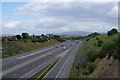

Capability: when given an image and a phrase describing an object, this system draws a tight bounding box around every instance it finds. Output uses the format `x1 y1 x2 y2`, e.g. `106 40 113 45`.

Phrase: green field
69 33 119 78
2 40 61 58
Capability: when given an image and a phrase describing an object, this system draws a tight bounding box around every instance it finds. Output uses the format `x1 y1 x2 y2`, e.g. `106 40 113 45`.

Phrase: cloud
3 17 117 34
31 0 119 2
14 2 112 17
2 2 118 34
3 20 20 29
108 5 118 18
1 0 119 2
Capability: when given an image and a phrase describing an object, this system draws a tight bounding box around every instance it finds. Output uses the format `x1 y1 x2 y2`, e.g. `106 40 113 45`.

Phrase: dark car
55 45 58 48
61 44 64 46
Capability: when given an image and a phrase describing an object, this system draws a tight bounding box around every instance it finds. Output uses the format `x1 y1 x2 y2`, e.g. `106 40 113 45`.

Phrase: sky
1 1 119 35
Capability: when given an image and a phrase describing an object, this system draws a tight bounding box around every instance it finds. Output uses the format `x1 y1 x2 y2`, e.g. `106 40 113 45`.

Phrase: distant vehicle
75 40 78 43
63 47 66 50
71 44 74 46
55 45 58 48
61 44 64 46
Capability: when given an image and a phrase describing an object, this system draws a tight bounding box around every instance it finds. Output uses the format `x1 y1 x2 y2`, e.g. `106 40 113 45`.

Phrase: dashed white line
36 64 52 80
17 47 53 59
17 56 59 80
43 48 72 79
55 55 71 78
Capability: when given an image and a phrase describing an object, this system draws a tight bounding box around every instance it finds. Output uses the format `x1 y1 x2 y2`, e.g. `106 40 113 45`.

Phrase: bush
86 38 90 41
56 38 65 42
118 33 120 59
24 40 27 42
112 53 118 59
44 38 48 42
87 63 97 73
41 38 45 42
97 40 103 47
96 37 99 40
87 47 98 62
88 32 100 38
37 39 42 43
31 39 37 43
81 62 87 68
98 38 118 58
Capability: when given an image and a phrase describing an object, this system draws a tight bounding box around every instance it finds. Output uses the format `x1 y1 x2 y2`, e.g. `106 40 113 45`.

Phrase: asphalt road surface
2 40 82 79
43 40 81 79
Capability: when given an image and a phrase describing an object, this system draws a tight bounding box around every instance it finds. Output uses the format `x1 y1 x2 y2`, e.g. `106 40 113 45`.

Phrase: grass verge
31 58 61 80
2 40 61 58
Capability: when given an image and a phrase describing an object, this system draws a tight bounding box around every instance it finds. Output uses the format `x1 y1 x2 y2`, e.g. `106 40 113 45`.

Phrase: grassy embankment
2 40 61 58
69 33 119 78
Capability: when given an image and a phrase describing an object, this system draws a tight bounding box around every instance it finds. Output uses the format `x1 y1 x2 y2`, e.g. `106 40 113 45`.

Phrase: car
71 44 74 46
55 45 58 48
61 44 64 46
63 47 66 50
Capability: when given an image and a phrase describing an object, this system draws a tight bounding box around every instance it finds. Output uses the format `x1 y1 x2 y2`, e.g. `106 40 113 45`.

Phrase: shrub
24 40 27 42
56 38 65 42
118 33 120 59
97 40 103 47
37 39 42 43
44 38 48 42
98 37 118 58
96 37 99 40
112 53 118 59
87 63 97 73
86 38 90 41
87 48 98 62
81 62 87 68
88 32 100 38
41 38 45 42
31 39 37 43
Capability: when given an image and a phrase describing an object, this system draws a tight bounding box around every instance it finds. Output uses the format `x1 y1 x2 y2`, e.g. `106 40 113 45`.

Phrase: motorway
43 40 81 79
2 40 82 79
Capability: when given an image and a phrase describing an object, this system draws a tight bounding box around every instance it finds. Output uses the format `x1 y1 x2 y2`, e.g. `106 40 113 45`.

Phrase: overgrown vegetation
69 28 119 78
87 63 97 73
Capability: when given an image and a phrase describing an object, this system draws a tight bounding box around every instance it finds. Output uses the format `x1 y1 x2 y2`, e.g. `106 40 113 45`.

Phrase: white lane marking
36 64 52 80
43 48 72 79
17 47 53 59
17 56 59 80
55 55 71 78
3 46 65 76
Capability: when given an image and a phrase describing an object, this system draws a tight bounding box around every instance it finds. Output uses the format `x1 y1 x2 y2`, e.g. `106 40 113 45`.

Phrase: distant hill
54 31 92 36
2 34 14 36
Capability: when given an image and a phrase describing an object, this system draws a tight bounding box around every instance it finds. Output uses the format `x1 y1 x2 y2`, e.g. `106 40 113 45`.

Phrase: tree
107 31 113 36
111 28 118 34
107 28 118 36
15 35 22 40
41 34 44 37
22 33 29 39
88 32 100 38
